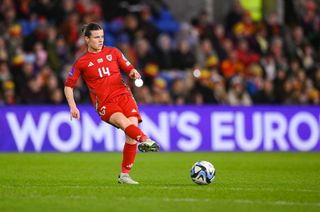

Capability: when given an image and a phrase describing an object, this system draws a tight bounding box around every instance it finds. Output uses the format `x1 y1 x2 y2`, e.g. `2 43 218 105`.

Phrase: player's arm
64 86 80 120
64 64 81 120
115 48 141 79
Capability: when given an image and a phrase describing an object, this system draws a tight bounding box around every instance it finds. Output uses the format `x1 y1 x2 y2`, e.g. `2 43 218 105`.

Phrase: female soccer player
64 23 160 184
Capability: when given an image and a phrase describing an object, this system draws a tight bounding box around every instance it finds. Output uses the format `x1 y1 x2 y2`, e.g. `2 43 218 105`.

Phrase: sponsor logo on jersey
131 109 137 113
97 58 103 63
106 54 112 61
88 62 94 67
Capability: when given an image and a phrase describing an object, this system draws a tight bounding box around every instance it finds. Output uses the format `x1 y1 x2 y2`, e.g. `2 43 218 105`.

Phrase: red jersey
65 46 135 108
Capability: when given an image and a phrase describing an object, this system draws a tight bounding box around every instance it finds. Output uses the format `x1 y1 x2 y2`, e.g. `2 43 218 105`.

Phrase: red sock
124 124 148 142
121 143 137 174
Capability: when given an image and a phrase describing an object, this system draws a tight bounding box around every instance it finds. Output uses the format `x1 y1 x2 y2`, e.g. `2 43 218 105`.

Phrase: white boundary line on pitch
120 197 320 207
231 199 320 207
1 185 319 194
2 193 320 207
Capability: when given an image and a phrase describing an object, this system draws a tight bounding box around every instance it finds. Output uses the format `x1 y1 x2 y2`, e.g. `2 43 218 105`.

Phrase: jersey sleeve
64 61 82 88
114 48 134 74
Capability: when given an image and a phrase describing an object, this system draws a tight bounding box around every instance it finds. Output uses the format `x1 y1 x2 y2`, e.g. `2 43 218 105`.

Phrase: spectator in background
273 68 287 103
211 73 229 104
155 33 174 70
20 74 49 104
47 73 63 104
60 12 81 48
302 44 316 74
227 76 252 105
261 53 276 81
301 0 320 49
134 38 157 71
220 49 241 80
175 22 199 51
287 26 308 61
54 0 77 25
13 61 34 100
0 61 15 105
124 14 140 44
134 37 158 87
287 59 301 77
245 63 264 97
270 37 287 70
265 12 284 39
210 23 228 61
138 4 160 45
173 39 196 70
0 90 4 104
0 37 8 61
50 88 64 104
47 26 72 72
197 38 218 68
253 80 276 104
170 78 187 104
34 42 48 68
152 77 171 104
236 39 260 68
282 77 300 104
313 67 320 91
134 86 153 104
187 71 219 104
2 80 16 104
0 61 11 83
225 0 245 34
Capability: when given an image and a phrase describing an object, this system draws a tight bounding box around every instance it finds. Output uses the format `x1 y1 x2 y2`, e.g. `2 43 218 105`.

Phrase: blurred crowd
0 0 319 105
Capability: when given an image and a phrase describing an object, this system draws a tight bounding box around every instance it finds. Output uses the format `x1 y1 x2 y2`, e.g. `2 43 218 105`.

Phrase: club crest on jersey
97 58 103 63
106 54 112 61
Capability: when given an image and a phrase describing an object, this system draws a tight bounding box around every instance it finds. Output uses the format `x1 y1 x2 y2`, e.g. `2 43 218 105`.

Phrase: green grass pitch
0 152 319 211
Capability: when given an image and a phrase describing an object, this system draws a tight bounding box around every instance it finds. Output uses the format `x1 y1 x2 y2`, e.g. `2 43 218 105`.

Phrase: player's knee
109 113 130 129
128 117 139 126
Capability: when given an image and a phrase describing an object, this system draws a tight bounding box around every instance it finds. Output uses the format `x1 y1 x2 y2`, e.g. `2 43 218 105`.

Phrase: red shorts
98 94 142 123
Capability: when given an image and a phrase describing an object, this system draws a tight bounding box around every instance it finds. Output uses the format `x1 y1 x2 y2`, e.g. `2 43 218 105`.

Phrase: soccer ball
190 161 215 185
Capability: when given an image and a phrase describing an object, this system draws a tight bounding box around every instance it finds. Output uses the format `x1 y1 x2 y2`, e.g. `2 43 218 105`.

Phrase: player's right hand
70 106 80 120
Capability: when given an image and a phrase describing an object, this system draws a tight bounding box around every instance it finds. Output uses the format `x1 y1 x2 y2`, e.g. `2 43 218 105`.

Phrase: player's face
86 30 104 52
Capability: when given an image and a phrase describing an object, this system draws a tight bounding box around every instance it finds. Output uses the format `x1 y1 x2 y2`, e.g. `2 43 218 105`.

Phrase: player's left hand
129 69 141 79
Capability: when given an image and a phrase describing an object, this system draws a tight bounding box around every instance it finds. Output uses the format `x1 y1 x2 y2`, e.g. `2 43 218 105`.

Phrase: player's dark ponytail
81 23 103 37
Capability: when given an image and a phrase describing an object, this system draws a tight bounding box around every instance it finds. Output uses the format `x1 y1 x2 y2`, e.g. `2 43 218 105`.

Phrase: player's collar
87 46 104 54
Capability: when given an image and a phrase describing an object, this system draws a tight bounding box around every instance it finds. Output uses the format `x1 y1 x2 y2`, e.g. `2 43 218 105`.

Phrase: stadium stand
0 0 319 105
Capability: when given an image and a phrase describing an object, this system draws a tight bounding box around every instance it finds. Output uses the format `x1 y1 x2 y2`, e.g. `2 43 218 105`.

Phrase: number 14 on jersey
98 67 110 78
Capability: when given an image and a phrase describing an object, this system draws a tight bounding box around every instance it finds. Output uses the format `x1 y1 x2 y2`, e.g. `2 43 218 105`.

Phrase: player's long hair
81 23 103 37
